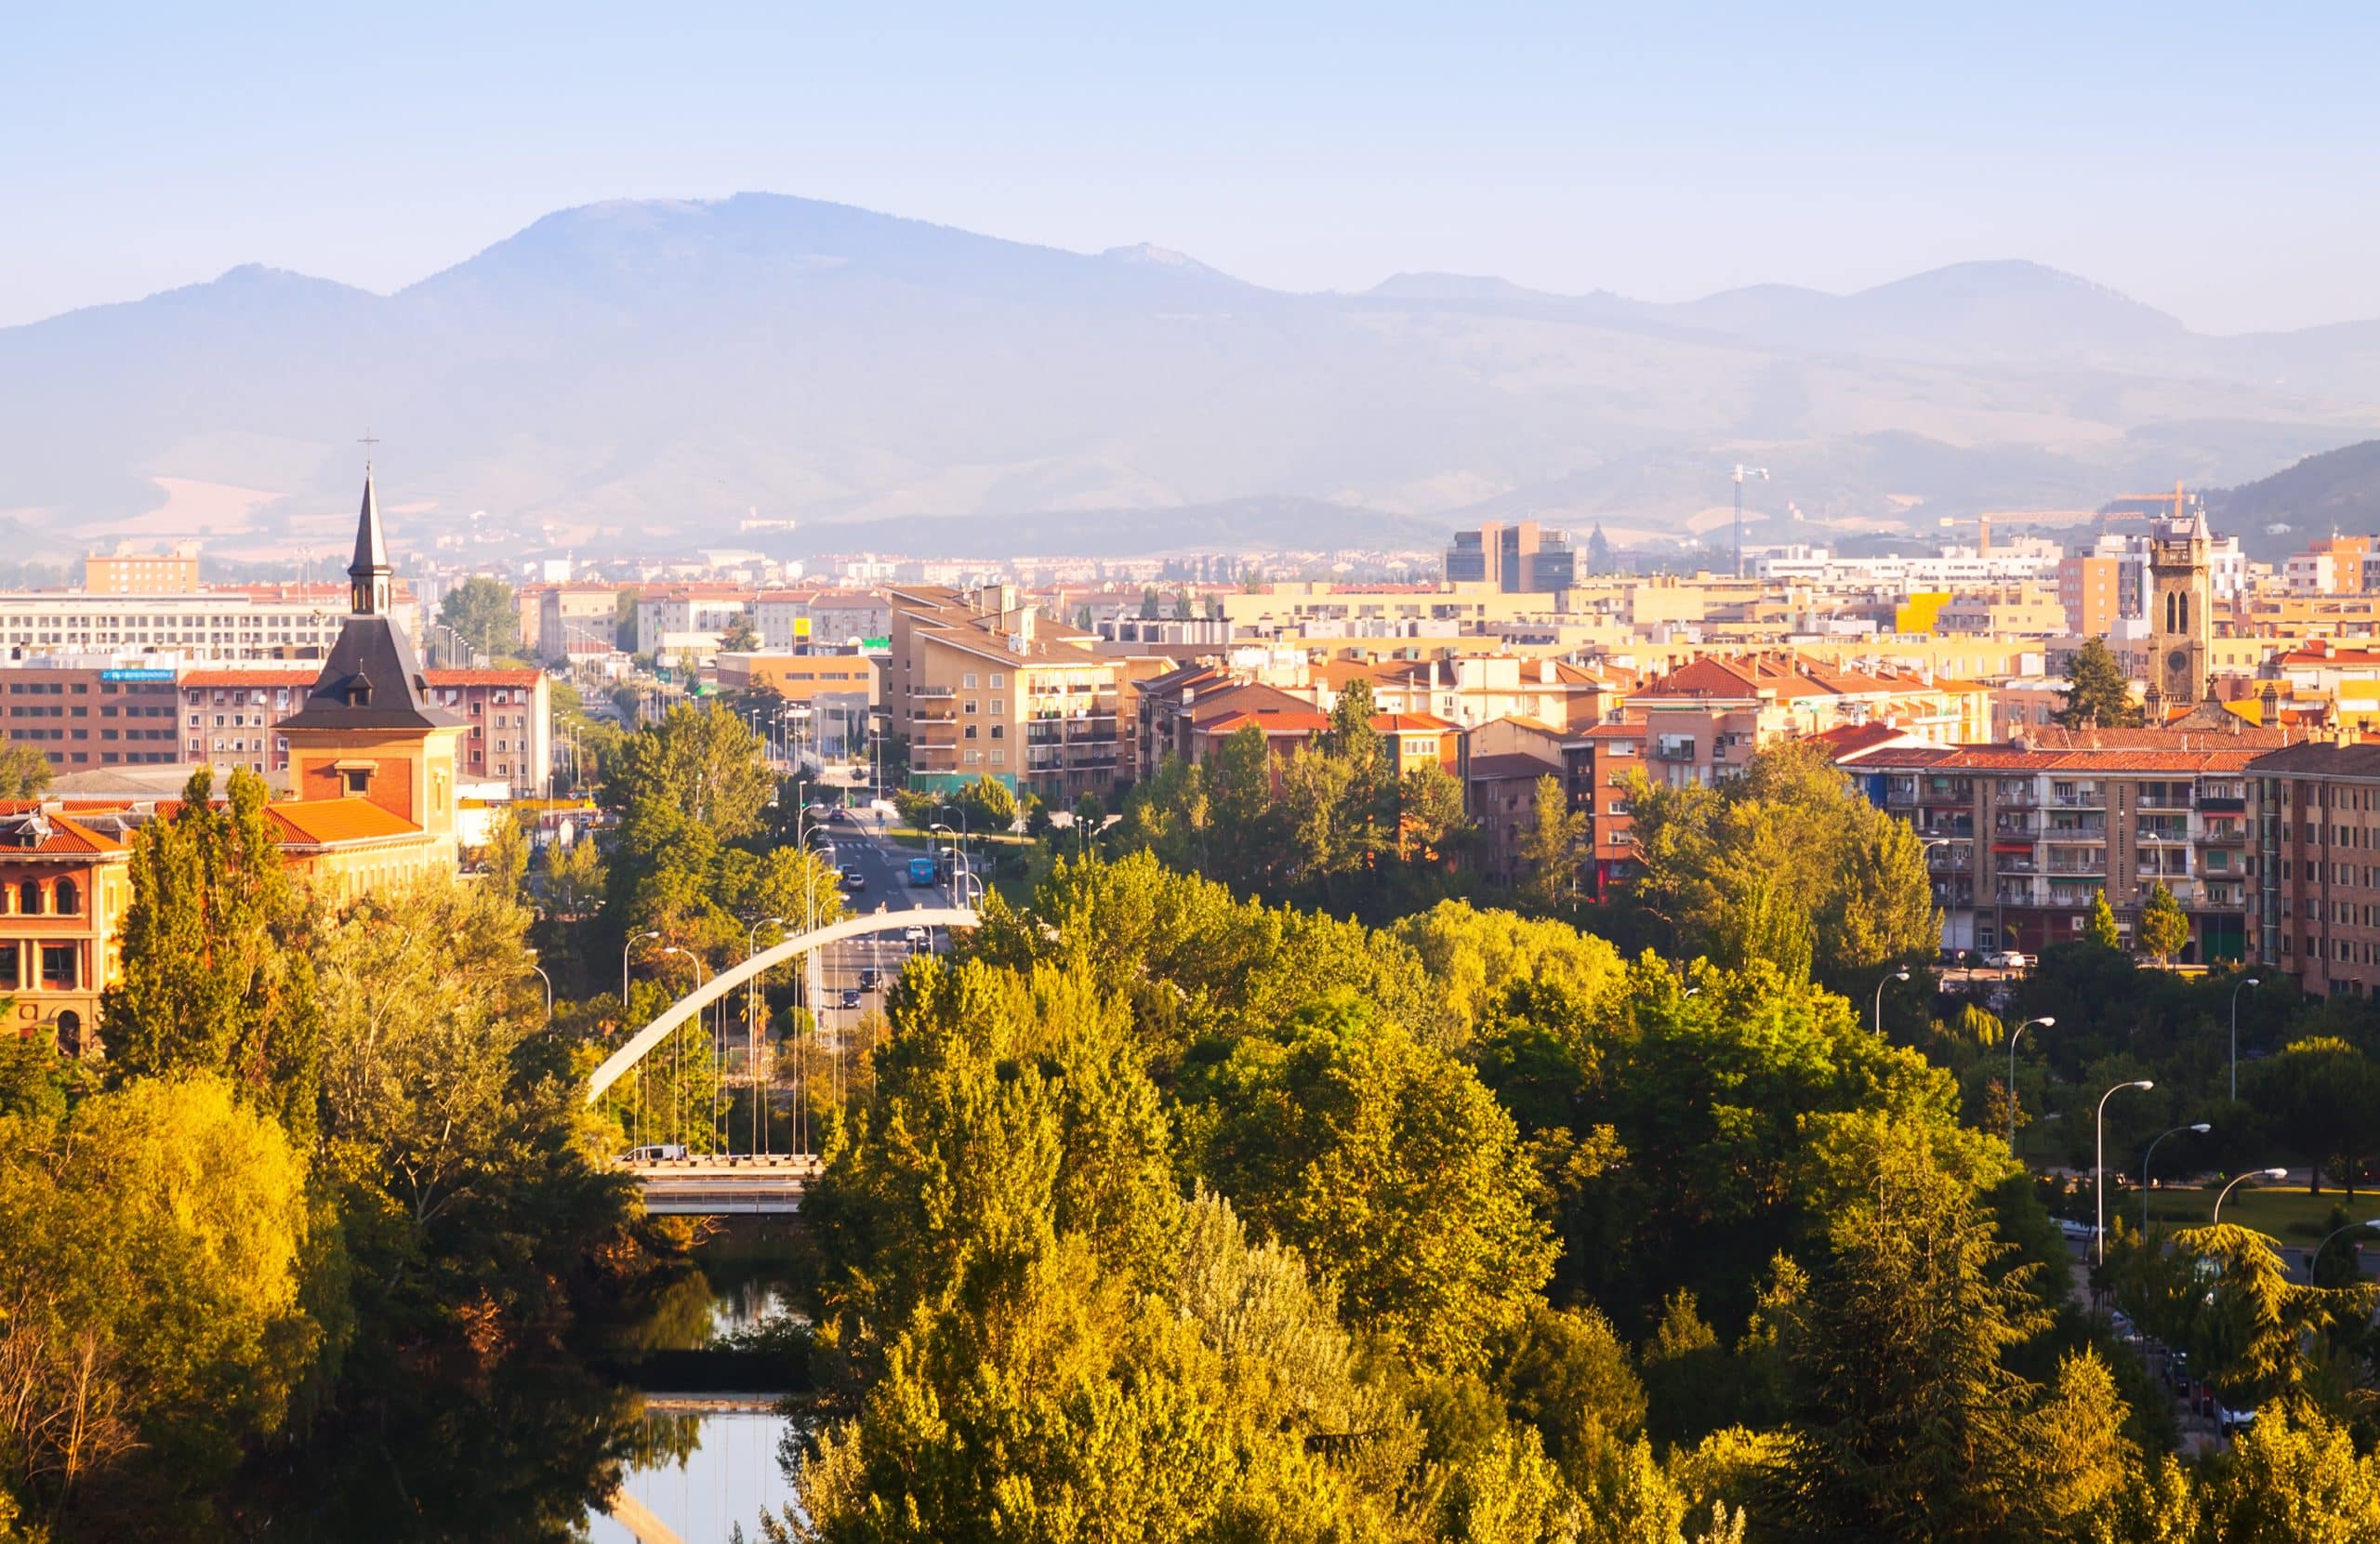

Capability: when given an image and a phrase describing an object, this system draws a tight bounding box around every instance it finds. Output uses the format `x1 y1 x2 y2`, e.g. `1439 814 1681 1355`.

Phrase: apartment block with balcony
888 584 1126 805
2246 742 2380 997
1846 743 2268 961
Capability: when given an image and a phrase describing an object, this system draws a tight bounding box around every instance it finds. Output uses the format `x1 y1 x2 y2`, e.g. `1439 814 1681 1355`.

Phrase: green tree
2137 879 2189 964
1516 772 1587 912
1628 743 1936 985
476 804 529 901
99 767 323 1134
0 745 50 799
951 771 1020 833
437 574 521 660
718 612 760 653
2087 890 2124 950
0 1076 323 1514
2056 637 2144 729
2164 1222 2379 1406
1396 758 1470 864
1191 992 1557 1373
1769 1115 2059 1541
2193 1398 2380 1543
1204 722 1280 894
2255 1036 2380 1195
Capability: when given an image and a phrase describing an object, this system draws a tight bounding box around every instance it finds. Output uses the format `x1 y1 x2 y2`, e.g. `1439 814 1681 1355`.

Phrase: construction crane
1732 465 1769 579
2098 480 2190 526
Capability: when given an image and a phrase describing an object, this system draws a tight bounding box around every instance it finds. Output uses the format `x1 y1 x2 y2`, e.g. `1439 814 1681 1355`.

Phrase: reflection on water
584 1407 799 1544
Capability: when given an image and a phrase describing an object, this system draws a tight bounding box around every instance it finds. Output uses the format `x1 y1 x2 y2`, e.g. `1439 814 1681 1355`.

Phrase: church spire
349 467 392 616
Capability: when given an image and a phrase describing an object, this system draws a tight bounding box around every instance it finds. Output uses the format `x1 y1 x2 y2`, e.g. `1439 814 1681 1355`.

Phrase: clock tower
2148 503 2212 708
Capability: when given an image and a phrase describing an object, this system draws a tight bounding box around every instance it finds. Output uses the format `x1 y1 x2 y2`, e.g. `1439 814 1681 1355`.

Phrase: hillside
5 193 2379 561
2207 439 2380 558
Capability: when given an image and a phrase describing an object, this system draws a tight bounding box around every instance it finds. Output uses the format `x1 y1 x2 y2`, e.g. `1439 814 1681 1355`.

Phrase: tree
0 745 50 800
99 767 324 1134
1628 744 1936 985
2193 1398 2380 1543
718 612 760 653
2137 879 2189 964
1396 759 1470 864
2056 638 2143 729
1191 992 1557 1373
477 805 529 900
1769 1116 2068 1541
2256 1037 2380 1195
2087 890 2124 950
950 772 1019 833
1516 773 1587 911
437 574 521 661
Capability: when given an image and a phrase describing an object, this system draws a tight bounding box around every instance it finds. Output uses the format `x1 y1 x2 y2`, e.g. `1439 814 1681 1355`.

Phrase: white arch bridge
590 907 978 1214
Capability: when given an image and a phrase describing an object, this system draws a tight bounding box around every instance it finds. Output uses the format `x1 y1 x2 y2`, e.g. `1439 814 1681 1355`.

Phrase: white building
0 592 353 662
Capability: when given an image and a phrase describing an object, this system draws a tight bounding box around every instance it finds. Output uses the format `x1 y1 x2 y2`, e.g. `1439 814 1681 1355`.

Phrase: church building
269 470 468 899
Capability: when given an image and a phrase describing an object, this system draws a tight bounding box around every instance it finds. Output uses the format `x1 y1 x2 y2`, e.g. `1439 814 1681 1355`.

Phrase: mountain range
7 192 2380 562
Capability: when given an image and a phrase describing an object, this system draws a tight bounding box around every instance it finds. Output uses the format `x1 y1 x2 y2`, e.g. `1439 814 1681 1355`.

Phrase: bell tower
2148 500 2212 707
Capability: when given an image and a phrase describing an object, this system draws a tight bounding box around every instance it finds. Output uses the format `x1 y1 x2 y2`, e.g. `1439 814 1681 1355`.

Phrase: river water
582 1236 808 1544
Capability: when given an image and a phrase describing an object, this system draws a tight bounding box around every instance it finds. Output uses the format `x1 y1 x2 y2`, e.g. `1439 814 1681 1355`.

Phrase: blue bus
906 856 938 886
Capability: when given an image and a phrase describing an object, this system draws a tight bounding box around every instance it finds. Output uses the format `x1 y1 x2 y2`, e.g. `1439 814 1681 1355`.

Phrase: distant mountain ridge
6 191 2380 559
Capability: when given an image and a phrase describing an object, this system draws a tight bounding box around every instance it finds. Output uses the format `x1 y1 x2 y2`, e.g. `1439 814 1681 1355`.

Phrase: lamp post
2007 1016 2055 1155
2096 1078 2154 1265
747 916 785 1155
622 929 660 1012
526 959 552 1025
2229 976 2260 1102
659 946 707 1153
2140 1122 2211 1234
1873 966 1911 1036
2212 1167 2290 1226
2310 1218 2380 1281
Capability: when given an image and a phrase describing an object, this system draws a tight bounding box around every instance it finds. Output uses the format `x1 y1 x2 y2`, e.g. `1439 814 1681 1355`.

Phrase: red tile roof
265 798 424 848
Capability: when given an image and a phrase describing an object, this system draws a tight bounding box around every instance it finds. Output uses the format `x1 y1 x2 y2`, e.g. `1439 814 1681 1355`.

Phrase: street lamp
2096 1078 2154 1265
2007 1017 2055 1155
526 958 552 1025
2310 1218 2380 1280
2139 1122 2212 1234
2212 1167 2290 1225
1873 966 1911 1036
747 916 785 1156
622 929 661 1012
659 946 708 1153
2229 976 2260 1102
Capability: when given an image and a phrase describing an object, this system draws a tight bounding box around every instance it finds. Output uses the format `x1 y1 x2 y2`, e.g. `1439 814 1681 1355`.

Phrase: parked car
2216 1402 2257 1434
1988 949 2033 970
620 1143 689 1164
2057 1218 2096 1243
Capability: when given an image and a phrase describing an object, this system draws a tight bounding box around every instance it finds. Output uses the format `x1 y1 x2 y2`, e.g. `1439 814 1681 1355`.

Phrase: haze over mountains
7 191 2380 562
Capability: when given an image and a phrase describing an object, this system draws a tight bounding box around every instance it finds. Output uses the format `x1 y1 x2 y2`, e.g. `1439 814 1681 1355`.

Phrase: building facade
888 585 1127 803
0 804 129 1052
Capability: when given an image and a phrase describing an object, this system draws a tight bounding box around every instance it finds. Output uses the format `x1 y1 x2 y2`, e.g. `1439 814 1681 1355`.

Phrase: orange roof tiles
264 798 423 847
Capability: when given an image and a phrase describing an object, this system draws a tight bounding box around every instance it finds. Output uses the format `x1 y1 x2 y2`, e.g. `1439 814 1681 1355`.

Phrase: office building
1444 521 1575 592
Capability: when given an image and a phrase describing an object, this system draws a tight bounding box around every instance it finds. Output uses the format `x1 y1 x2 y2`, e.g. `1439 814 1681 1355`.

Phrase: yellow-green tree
2137 879 2189 964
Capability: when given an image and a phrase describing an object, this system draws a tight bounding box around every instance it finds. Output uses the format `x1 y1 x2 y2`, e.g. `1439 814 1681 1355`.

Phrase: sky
6 3 2378 334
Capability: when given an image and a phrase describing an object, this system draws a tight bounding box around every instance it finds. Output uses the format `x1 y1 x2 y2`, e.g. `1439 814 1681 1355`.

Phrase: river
584 1232 809 1544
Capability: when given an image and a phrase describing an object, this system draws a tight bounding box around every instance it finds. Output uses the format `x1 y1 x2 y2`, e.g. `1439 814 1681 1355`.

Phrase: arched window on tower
17 880 40 917
53 878 77 916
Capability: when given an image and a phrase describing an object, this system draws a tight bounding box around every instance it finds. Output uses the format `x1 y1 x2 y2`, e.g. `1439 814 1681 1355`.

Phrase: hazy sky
7 4 2376 333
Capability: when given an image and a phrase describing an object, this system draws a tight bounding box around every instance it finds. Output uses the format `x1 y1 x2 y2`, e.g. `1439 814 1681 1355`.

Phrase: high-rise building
2056 555 2122 637
1443 521 1574 592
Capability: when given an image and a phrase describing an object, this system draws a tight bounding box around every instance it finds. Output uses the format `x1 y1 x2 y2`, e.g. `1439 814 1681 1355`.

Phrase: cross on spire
357 429 379 469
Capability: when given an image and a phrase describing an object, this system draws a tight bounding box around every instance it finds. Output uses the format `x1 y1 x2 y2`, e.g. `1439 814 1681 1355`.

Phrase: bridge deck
624 1155 822 1215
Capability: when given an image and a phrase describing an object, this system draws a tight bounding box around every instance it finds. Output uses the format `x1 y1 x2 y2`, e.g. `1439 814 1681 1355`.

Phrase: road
803 808 965 1037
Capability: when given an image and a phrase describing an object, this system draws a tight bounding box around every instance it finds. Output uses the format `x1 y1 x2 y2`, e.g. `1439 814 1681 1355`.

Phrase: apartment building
714 652 879 759
0 591 351 661
752 589 892 651
887 584 1126 804
2245 742 2380 996
3 663 189 775
0 803 132 1053
423 668 550 794
634 587 754 657
1327 653 1619 732
85 542 201 594
2057 555 2123 636
535 585 622 663
1844 740 2279 959
1444 522 1576 593
179 665 318 773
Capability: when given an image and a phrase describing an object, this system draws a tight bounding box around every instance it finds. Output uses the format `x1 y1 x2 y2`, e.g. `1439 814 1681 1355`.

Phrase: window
989 673 1005 688
962 673 978 689
990 699 1005 716
16 880 39 917
343 769 371 796
0 941 16 987
52 878 77 915
39 944 74 991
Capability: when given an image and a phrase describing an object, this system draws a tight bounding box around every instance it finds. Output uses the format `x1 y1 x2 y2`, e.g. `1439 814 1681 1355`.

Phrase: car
620 1143 689 1164
840 864 866 889
2056 1219 2096 1243
859 967 883 991
839 986 863 1010
903 924 929 944
1988 949 2033 970
2216 1402 2256 1434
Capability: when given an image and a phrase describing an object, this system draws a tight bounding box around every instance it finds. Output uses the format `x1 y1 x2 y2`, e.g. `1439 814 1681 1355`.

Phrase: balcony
2047 788 2107 809
1995 883 2039 905
1994 784 2041 808
1932 881 1976 907
1653 738 1698 762
2135 823 2189 845
2136 793 2195 811
911 685 956 700
2199 795 2248 814
1995 855 2039 875
2196 825 2248 847
2044 824 2107 841
1992 815 2039 837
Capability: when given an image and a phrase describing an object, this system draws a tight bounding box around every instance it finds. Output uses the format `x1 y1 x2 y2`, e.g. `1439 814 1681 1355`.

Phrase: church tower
2148 503 2213 707
277 468 464 858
